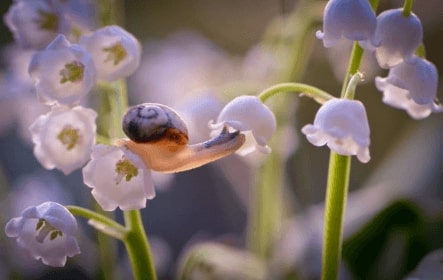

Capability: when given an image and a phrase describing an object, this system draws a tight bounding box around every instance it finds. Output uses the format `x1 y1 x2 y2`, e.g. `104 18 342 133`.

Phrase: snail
119 103 246 173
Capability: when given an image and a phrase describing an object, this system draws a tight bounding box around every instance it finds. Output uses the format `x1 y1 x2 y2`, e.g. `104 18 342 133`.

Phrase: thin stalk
123 210 157 280
402 0 414 16
339 43 364 98
67 205 127 239
321 153 351 280
246 152 283 258
258 82 334 104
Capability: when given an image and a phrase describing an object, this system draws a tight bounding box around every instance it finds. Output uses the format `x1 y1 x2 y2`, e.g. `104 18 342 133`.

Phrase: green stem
246 152 283 258
339 43 364 98
258 82 334 104
321 153 351 280
67 205 127 239
402 0 414 16
123 210 157 280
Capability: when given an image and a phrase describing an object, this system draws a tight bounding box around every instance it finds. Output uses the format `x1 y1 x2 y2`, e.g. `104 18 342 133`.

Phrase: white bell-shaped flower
5 202 80 267
373 8 423 69
28 34 97 106
375 56 443 119
4 0 71 49
316 0 376 48
82 144 155 211
302 98 370 163
210 95 276 156
79 25 142 81
29 105 97 175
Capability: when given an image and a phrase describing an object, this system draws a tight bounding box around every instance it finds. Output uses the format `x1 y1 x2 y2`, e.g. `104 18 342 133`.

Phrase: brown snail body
120 103 245 173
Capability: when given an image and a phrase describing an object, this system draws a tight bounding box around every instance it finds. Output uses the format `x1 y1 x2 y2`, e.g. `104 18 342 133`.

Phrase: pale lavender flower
79 25 142 81
210 95 276 156
29 105 97 175
5 202 80 267
4 0 71 49
316 0 376 48
375 56 442 119
302 98 370 163
82 144 155 211
29 34 96 106
373 8 423 69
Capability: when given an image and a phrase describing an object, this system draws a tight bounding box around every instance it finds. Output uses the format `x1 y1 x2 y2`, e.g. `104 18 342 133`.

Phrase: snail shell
122 103 188 146
120 103 245 173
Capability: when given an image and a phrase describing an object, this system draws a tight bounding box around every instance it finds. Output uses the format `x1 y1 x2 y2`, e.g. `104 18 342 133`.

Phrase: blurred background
0 0 442 279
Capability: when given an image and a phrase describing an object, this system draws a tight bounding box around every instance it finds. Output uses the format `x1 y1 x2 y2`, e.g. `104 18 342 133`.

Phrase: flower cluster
317 0 442 119
23 22 141 175
303 0 443 163
3 0 144 267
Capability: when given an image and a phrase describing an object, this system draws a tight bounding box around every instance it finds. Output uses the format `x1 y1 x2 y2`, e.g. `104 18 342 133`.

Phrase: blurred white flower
4 0 71 49
210 95 276 156
29 105 97 175
302 98 370 163
5 202 80 267
375 56 442 119
316 0 376 48
82 144 155 211
28 34 96 106
80 25 141 81
372 9 423 69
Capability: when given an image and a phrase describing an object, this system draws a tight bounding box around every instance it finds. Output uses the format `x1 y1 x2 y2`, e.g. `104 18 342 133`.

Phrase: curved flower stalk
5 202 80 267
375 56 443 119
4 0 71 49
210 95 277 156
79 25 142 81
302 98 370 163
82 144 155 211
29 105 97 175
316 0 376 48
28 34 97 106
372 8 423 69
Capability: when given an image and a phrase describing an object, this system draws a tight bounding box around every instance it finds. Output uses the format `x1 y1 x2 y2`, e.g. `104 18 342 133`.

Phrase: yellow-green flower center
115 157 138 184
59 61 85 84
35 9 59 31
57 125 80 150
35 219 63 243
103 43 127 66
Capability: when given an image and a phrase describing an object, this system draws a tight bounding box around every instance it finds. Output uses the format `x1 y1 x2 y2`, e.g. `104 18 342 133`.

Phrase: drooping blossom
210 95 276 156
302 98 370 163
5 202 80 267
29 105 97 174
28 34 96 106
82 144 155 211
4 0 71 49
316 0 377 48
79 25 142 81
372 8 423 69
375 56 442 119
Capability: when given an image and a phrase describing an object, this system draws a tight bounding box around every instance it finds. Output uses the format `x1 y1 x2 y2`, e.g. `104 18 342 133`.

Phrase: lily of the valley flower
210 95 276 156
82 144 155 211
372 8 423 69
316 0 376 48
375 56 443 119
79 25 142 81
28 34 96 106
302 98 370 163
29 105 97 175
5 202 80 267
4 0 71 49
